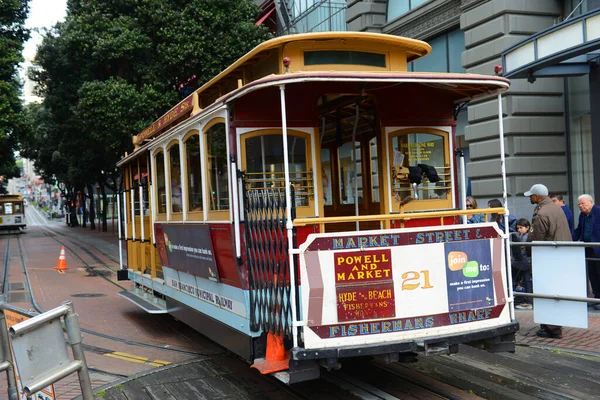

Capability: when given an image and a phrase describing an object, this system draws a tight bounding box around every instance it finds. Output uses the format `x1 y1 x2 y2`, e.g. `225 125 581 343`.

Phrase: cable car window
392 132 449 201
370 138 380 203
185 134 202 212
155 151 166 214
4 203 13 215
169 144 182 213
245 134 309 207
139 166 149 215
0 204 3 214
338 141 363 204
207 123 229 211
321 149 332 206
133 170 149 216
133 179 140 216
304 51 386 67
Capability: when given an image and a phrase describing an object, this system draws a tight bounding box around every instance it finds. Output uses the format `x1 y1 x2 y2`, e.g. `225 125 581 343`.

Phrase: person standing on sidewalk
513 218 533 310
573 194 600 311
550 193 574 236
525 184 572 339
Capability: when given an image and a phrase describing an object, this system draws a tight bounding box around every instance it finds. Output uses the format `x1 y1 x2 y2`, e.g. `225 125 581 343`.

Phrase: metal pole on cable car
130 187 136 241
498 92 515 320
351 103 359 231
139 185 145 242
455 149 467 224
117 191 124 271
279 84 299 348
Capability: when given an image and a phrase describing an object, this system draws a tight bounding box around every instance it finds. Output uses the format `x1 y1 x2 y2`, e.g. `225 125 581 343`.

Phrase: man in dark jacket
550 193 574 236
573 194 600 311
525 184 572 339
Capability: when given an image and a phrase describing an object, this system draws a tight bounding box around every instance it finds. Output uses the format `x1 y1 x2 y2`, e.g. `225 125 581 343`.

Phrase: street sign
3 308 56 400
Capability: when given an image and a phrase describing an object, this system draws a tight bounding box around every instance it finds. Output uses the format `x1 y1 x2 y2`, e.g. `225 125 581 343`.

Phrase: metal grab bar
519 241 600 248
293 207 506 226
516 293 600 303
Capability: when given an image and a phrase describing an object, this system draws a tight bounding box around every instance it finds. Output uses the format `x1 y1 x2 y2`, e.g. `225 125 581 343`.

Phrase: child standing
512 218 533 309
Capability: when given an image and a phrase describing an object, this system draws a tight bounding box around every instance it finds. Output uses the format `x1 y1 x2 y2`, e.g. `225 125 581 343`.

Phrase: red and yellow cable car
117 32 517 383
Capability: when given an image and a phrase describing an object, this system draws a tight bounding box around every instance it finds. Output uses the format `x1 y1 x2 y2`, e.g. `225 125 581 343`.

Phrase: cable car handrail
392 186 452 192
293 207 506 226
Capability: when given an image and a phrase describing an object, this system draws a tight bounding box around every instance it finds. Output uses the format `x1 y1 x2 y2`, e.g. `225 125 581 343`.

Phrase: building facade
257 0 597 219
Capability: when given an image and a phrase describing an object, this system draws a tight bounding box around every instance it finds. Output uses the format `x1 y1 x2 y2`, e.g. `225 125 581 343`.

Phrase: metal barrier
8 301 93 399
514 241 600 305
0 303 17 400
243 188 294 337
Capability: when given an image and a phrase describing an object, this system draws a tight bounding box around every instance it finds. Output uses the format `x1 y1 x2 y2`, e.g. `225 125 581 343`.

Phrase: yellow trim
169 213 183 222
204 117 226 133
194 33 430 98
207 210 229 221
204 119 230 216
387 127 452 212
294 207 505 227
154 149 167 215
186 211 204 221
183 130 202 214
166 142 184 215
282 38 410 73
182 128 200 142
240 129 315 217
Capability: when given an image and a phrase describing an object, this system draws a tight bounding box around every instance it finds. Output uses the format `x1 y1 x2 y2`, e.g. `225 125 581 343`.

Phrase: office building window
387 0 429 22
411 29 465 73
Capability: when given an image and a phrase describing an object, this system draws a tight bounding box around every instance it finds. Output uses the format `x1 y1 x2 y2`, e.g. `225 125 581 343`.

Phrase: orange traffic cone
53 246 69 272
251 332 289 374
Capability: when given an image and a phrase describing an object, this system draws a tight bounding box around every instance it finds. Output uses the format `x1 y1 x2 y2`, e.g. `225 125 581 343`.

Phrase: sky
23 0 68 59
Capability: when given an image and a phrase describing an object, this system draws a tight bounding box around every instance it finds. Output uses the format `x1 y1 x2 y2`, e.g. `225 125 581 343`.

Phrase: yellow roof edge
193 32 432 98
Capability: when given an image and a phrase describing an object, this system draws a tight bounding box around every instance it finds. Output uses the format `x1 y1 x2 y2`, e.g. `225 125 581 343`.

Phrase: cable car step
118 290 168 314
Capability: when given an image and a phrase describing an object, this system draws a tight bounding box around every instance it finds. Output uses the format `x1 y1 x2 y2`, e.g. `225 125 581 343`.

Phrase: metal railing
514 241 600 305
293 207 506 231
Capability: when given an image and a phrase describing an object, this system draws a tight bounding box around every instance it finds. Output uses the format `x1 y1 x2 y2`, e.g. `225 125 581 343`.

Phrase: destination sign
336 284 395 322
134 95 193 145
334 248 395 322
335 249 392 283
306 226 501 251
311 305 504 339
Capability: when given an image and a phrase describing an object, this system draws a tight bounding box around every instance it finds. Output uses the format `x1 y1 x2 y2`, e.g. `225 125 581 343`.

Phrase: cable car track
39 225 121 274
2 231 466 399
0 231 213 359
1 234 10 296
7 228 580 400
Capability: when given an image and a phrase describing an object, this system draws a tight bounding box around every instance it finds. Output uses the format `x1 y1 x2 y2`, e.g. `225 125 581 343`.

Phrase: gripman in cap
524 183 572 339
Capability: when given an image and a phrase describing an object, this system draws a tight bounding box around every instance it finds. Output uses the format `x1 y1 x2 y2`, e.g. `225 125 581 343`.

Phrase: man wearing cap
524 184 572 339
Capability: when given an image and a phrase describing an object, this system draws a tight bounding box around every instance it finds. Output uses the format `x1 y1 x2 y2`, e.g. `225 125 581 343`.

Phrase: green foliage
23 0 270 196
0 0 29 180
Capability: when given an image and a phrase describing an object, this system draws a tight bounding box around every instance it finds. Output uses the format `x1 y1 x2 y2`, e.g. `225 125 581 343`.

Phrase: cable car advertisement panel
299 223 507 349
155 223 219 281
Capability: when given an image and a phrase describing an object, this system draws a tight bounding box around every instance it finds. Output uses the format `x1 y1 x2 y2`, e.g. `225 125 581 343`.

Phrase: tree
0 0 29 190
26 0 270 230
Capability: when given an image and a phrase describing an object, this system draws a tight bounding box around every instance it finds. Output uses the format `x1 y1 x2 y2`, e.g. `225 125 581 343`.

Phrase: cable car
0 194 26 231
117 32 518 383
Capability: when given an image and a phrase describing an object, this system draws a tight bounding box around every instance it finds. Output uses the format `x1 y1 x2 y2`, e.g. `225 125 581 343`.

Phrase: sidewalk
516 306 600 354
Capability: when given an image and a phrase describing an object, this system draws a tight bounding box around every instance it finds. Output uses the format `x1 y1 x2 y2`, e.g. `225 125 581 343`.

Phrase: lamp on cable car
283 57 291 73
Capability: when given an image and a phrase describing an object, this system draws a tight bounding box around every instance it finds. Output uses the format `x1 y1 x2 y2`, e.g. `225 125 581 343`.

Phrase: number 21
401 270 433 290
